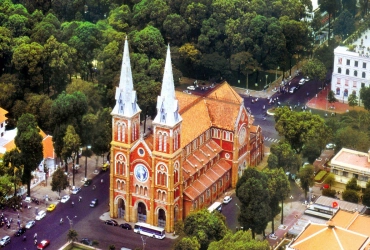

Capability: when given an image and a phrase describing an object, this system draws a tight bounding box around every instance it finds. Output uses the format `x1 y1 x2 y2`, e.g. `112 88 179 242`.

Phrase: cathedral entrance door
158 208 166 228
117 198 125 219
137 202 147 222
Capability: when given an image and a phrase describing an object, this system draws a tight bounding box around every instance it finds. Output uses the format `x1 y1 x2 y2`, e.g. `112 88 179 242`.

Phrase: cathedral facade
109 39 264 232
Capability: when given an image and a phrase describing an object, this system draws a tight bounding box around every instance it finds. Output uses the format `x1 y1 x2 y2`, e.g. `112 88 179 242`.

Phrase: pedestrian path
264 137 280 143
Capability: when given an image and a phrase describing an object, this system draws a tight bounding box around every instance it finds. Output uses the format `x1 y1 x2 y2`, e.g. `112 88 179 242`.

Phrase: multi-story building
109 39 264 232
331 30 370 103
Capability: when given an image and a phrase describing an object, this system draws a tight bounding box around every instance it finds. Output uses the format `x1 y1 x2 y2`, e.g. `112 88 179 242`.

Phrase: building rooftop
315 196 367 214
330 148 370 175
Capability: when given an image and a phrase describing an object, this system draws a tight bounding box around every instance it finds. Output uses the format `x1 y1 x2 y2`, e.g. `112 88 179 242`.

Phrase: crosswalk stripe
264 137 280 143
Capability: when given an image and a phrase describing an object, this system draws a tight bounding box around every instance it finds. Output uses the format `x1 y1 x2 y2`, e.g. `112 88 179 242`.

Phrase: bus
133 222 166 239
304 204 337 220
208 202 222 213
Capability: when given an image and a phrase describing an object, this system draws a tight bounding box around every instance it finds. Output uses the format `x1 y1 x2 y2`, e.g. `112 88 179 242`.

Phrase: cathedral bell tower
151 45 182 232
110 37 141 218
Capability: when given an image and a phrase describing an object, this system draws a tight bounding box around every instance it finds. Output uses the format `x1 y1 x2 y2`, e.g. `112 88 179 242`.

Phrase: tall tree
61 125 81 187
67 229 78 242
320 0 341 41
236 168 270 239
2 149 23 197
208 230 270 250
333 10 355 39
50 167 69 197
268 141 301 172
360 87 370 111
173 236 201 250
298 165 314 199
14 113 43 196
302 58 326 88
348 93 358 108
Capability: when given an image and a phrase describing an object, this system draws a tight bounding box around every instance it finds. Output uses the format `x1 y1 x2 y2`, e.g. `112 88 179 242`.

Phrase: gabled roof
331 210 370 237
206 82 243 104
0 108 8 124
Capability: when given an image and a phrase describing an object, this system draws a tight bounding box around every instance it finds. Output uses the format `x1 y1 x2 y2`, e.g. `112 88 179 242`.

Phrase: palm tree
67 229 78 242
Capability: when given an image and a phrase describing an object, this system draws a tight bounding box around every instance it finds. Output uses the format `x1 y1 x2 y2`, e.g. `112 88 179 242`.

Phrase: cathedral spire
153 45 182 127
112 37 140 117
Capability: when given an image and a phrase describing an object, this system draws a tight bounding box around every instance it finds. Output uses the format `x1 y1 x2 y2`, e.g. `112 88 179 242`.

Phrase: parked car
119 223 132 230
326 143 336 149
289 87 296 93
14 227 26 236
299 78 305 85
80 238 93 246
0 236 10 246
105 220 118 226
223 196 232 204
90 198 98 207
187 86 195 90
84 179 92 187
25 220 35 229
46 204 56 212
37 239 50 250
60 195 70 203
35 210 46 220
71 187 81 194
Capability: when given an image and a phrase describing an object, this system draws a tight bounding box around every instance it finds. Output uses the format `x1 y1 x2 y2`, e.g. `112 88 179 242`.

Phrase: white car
299 78 305 85
35 210 46 220
326 143 336 149
223 196 232 204
71 187 81 194
187 86 195 90
0 236 10 246
60 195 70 203
305 76 310 81
289 87 296 93
25 220 35 229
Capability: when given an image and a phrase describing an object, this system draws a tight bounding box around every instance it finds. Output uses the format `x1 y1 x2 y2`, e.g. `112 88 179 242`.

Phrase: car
183 90 192 94
223 196 232 204
187 86 195 90
60 195 70 203
90 198 98 207
105 220 118 226
305 76 310 81
80 238 93 246
289 87 296 93
299 78 305 85
326 143 336 149
46 204 56 212
35 210 46 220
37 239 50 250
71 187 81 194
0 236 10 246
119 223 132 230
295 84 301 90
84 179 92 187
14 227 26 236
25 220 35 229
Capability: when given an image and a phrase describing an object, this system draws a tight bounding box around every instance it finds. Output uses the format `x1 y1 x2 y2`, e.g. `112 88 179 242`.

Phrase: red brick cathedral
109 39 264 232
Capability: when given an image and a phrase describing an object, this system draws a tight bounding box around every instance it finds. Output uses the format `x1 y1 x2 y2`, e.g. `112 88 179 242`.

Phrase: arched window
140 186 143 195
115 154 125 175
144 187 148 196
346 69 349 75
162 191 166 201
163 133 167 152
344 89 348 97
117 123 121 141
158 132 163 151
135 185 139 193
354 70 358 77
174 167 179 184
336 88 340 95
117 180 121 189
122 123 126 142
156 165 168 186
157 191 161 200
338 67 341 74
363 72 366 78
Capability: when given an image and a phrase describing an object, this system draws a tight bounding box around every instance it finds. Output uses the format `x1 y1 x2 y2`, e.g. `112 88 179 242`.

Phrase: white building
331 30 370 103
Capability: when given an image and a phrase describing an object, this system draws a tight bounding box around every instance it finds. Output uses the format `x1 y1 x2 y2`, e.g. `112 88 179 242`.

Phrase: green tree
50 167 69 197
302 58 326 88
298 165 314 199
173 236 200 250
163 14 190 46
14 113 43 196
302 140 321 163
274 107 329 153
62 125 81 187
0 82 17 113
131 25 165 59
348 93 358 108
67 229 78 242
2 149 23 197
183 209 228 250
269 141 301 172
335 126 369 152
342 189 359 203
320 0 341 41
333 10 355 39
24 93 53 132
360 87 370 111
107 5 131 32
362 181 370 207
66 79 102 112
236 168 270 239
328 90 338 104
324 173 336 187
208 230 270 250
346 177 361 191
342 0 357 16
264 168 290 228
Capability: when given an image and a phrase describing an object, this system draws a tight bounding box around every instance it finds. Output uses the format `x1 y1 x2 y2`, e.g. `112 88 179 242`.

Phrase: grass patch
315 170 327 182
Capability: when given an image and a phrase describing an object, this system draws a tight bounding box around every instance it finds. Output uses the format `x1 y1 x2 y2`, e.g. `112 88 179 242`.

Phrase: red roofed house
109 39 264 232
330 148 370 189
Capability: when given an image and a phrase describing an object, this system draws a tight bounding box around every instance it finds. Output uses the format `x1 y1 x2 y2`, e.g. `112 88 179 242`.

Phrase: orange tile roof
290 223 368 250
332 210 370 237
206 82 243 104
206 99 240 131
0 108 8 123
42 135 54 159
3 140 15 152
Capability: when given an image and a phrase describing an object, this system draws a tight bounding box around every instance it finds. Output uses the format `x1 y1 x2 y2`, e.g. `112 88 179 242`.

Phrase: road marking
264 137 280 143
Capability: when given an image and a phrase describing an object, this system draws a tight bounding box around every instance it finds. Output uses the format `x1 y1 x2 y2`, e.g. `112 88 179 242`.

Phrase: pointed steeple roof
153 45 182 127
112 37 141 117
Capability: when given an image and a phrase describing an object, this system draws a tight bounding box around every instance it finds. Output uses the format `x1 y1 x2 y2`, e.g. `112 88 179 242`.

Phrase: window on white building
363 72 366 78
354 70 358 77
355 61 358 67
363 62 367 69
346 69 349 75
337 78 341 85
336 88 340 95
343 171 348 177
338 67 341 74
346 59 350 65
344 89 348 97
345 80 349 86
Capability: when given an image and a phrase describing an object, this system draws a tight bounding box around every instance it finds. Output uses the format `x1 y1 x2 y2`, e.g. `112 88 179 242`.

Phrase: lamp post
66 216 77 230
84 145 91 181
141 236 148 250
265 74 268 88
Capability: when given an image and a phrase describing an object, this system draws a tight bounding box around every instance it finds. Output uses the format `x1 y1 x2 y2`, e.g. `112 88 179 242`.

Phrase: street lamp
84 145 91 181
66 216 77 230
276 66 279 80
141 236 148 250
265 74 268 88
